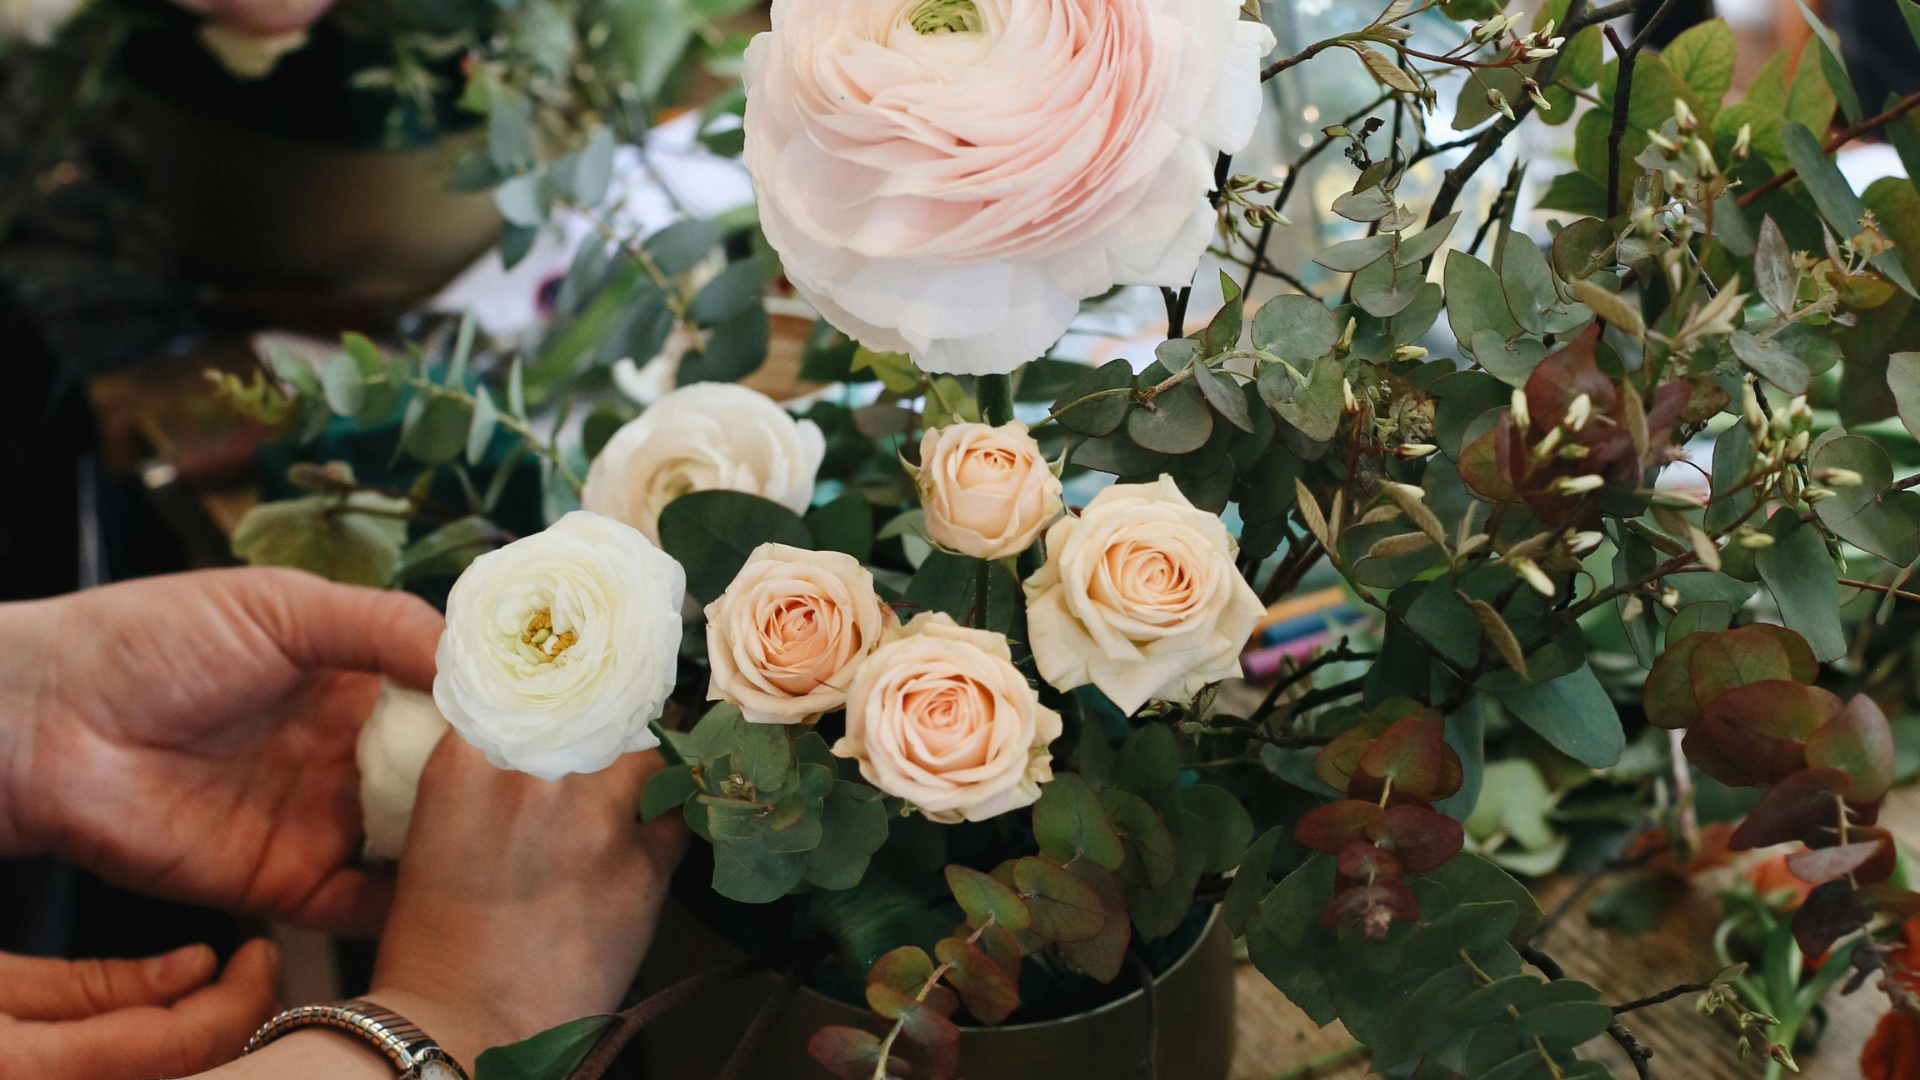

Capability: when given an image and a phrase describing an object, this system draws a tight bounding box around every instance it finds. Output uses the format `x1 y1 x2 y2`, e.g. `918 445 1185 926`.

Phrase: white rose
918 422 1063 560
706 543 897 724
833 612 1062 823
356 681 450 861
742 0 1274 374
0 0 85 44
581 382 825 544
1024 475 1264 714
434 510 684 779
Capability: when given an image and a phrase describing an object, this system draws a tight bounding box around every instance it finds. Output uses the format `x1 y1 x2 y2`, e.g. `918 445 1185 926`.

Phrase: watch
244 999 471 1079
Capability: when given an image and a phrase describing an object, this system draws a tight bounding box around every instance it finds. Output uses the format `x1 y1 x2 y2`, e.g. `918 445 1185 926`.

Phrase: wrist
0 601 57 857
360 986 515 1071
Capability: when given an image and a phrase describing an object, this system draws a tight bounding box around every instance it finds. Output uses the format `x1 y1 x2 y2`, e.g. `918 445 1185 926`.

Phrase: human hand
0 940 278 1080
0 567 443 934
364 736 687 1065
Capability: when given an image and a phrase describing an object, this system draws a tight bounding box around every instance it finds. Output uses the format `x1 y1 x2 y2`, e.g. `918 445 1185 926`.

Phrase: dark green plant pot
124 92 500 324
635 903 1236 1079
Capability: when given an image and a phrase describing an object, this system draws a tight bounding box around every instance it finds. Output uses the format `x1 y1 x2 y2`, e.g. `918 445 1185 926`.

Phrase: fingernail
149 944 214 985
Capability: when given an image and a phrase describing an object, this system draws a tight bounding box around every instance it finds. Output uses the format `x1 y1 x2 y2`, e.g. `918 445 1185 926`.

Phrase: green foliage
474 1016 611 1080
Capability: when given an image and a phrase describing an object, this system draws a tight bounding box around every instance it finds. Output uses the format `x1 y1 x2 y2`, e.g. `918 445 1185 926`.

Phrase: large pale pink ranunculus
742 0 1275 376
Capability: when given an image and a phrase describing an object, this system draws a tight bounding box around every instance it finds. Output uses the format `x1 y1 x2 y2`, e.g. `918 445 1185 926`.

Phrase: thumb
9 938 280 1080
0 946 217 1021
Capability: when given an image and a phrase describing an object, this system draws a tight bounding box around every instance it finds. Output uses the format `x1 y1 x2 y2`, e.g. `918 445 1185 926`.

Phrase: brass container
126 93 502 322
637 905 1236 1080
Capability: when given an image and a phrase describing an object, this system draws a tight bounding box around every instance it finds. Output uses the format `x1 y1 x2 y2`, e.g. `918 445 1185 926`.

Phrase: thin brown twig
1738 89 1920 206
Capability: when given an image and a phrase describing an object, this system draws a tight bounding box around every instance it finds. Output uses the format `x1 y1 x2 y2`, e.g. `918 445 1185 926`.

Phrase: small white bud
1736 528 1775 549
1647 129 1681 155
1487 88 1515 122
1673 98 1697 134
1342 378 1359 413
1510 388 1531 431
1399 443 1439 457
1816 467 1864 487
1732 123 1752 161
1787 431 1810 460
1801 486 1838 501
1566 530 1605 554
1553 474 1606 495
1513 556 1557 597
1565 393 1593 431
1392 345 1429 361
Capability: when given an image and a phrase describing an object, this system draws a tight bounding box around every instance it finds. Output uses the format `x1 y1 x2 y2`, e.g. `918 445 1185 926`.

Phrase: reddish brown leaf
1354 713 1462 801
1856 883 1920 918
1337 841 1402 880
1740 623 1820 683
1370 804 1466 873
973 921 1025 979
935 935 1020 1024
867 983 960 1049
1728 768 1859 850
1010 857 1107 943
1321 879 1421 939
1643 631 1709 729
1683 679 1840 788
869 946 936 997
1459 426 1519 503
1295 799 1384 854
1688 628 1795 705
1794 879 1873 957
1787 837 1893 885
1806 694 1898 803
1523 326 1617 434
1056 860 1132 985
1705 680 1842 741
807 1025 899 1080
1862 1009 1920 1080
1313 718 1389 795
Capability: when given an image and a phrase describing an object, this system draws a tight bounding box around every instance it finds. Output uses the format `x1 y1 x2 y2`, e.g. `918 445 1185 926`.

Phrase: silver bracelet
243 998 470 1080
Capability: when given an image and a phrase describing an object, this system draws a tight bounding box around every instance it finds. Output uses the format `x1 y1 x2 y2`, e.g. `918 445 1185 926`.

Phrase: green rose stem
977 373 1015 427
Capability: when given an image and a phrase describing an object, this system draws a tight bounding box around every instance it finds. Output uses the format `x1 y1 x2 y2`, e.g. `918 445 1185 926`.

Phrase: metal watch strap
243 998 470 1079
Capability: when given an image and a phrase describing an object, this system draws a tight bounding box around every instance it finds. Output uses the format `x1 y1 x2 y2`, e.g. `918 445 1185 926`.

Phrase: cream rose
742 0 1274 375
582 382 825 544
833 612 1061 822
356 681 450 861
434 510 684 779
173 0 334 77
706 543 897 724
1024 475 1264 714
918 422 1063 560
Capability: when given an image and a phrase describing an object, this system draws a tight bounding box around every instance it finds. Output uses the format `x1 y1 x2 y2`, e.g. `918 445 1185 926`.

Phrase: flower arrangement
216 0 1920 1075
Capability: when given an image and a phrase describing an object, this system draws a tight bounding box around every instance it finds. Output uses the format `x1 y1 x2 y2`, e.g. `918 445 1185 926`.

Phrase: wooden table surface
1228 787 1920 1080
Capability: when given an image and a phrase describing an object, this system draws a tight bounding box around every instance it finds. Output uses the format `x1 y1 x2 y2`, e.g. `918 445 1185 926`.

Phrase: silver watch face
417 1061 464 1080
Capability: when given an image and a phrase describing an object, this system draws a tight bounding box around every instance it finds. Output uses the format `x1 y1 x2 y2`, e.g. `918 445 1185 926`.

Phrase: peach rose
742 0 1275 375
705 543 897 724
833 612 1062 822
1024 475 1264 714
918 422 1063 560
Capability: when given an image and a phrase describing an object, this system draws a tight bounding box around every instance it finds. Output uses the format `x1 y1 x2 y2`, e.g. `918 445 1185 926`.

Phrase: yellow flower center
521 609 577 661
911 0 981 34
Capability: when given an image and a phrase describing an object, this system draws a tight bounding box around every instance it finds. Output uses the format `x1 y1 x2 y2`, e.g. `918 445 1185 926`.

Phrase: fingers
5 939 278 1080
0 946 216 1021
228 568 446 691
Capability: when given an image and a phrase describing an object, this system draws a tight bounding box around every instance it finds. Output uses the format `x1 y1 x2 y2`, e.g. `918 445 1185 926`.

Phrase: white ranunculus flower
833 612 1062 823
434 511 684 779
1024 475 1264 714
706 544 897 724
918 421 1063 560
742 0 1275 375
581 382 825 544
0 0 85 44
356 681 450 861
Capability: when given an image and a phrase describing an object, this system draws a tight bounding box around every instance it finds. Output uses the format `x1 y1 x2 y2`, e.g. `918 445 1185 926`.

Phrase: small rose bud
1553 474 1606 495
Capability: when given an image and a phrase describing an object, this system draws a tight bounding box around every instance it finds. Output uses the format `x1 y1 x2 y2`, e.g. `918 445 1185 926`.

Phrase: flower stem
978 374 1015 426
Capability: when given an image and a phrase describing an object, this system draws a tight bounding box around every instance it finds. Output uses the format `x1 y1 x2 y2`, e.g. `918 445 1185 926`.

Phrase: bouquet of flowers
221 0 1920 1075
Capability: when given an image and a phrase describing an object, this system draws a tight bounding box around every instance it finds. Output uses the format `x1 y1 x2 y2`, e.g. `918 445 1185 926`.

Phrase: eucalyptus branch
871 917 999 1080
1518 945 1656 1080
1737 89 1920 206
1613 981 1715 1015
1839 578 1920 604
406 377 584 493
1261 38 1348 83
1602 0 1685 218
